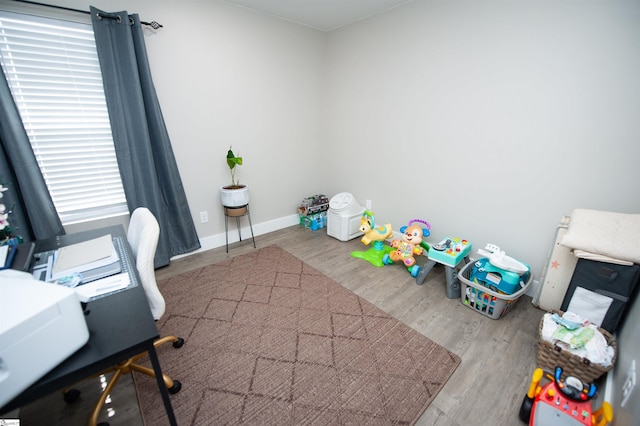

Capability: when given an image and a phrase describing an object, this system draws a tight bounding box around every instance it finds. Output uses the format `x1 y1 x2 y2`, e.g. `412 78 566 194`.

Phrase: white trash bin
326 192 365 241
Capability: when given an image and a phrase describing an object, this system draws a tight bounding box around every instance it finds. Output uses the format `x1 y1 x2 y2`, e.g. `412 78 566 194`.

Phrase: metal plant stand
224 204 256 252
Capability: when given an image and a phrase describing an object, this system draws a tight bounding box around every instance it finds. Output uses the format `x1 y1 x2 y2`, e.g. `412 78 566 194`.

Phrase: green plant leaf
226 148 242 169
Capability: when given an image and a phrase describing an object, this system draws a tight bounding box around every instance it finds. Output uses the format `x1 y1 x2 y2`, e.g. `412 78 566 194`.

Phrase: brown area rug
135 245 460 425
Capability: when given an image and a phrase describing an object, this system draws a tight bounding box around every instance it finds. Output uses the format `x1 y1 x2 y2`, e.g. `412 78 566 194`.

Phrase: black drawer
561 259 640 333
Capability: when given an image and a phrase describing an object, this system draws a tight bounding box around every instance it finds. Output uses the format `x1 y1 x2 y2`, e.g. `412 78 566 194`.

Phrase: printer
0 270 90 409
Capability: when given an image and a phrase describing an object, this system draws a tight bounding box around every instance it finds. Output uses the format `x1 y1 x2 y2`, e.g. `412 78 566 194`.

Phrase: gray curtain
91 7 200 268
0 67 65 242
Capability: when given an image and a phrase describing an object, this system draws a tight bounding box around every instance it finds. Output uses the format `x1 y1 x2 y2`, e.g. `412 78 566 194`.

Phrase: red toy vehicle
519 366 613 426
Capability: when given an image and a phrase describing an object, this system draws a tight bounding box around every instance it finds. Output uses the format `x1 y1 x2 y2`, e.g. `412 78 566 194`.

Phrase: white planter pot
220 185 249 207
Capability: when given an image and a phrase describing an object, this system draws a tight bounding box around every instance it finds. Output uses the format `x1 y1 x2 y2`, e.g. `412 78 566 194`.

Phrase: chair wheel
173 337 185 348
168 380 182 394
63 388 81 403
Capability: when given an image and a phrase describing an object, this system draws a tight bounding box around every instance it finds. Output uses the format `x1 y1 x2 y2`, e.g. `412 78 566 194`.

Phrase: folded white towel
560 209 640 264
573 249 633 266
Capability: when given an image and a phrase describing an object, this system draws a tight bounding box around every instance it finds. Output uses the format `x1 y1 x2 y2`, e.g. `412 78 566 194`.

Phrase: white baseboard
173 214 300 259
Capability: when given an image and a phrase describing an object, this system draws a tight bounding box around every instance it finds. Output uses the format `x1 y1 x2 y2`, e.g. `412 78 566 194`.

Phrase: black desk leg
147 344 178 426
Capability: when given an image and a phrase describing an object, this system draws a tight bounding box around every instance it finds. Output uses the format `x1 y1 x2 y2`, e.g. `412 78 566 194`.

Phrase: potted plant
219 146 249 208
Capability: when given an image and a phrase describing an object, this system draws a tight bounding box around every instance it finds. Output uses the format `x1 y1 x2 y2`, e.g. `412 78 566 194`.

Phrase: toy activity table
416 237 472 298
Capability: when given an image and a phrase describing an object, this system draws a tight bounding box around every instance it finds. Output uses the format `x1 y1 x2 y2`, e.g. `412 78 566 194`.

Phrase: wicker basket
536 311 617 383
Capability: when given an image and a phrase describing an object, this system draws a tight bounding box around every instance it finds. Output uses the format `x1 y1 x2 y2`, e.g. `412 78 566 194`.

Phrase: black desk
0 226 177 425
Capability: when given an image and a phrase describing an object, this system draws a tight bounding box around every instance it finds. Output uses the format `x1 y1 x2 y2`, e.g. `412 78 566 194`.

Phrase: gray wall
30 0 328 243
39 0 640 281
325 0 640 281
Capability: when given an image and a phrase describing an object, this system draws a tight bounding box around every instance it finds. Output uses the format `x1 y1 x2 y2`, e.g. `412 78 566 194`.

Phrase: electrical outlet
366 199 372 210
199 211 208 223
621 359 636 408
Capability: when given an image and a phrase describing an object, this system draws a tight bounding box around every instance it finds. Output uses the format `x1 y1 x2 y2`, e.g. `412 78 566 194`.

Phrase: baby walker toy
519 366 613 426
350 210 393 267
382 219 430 277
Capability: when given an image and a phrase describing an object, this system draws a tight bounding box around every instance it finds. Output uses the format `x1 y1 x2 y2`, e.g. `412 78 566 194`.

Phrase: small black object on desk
11 242 36 272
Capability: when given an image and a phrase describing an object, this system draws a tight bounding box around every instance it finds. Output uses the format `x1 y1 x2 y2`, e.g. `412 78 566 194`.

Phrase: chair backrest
127 207 166 320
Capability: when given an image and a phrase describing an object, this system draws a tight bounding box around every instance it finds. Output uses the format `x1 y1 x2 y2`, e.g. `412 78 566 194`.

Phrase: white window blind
0 10 127 225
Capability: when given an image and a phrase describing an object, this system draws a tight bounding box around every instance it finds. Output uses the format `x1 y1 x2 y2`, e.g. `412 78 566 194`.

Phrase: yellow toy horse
359 210 393 245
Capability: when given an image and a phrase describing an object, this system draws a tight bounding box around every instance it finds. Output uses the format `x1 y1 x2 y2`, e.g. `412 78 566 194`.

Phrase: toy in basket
519 366 613 426
471 243 530 295
477 243 529 274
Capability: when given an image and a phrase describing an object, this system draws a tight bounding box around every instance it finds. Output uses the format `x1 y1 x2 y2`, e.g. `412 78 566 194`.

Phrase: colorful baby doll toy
383 219 431 277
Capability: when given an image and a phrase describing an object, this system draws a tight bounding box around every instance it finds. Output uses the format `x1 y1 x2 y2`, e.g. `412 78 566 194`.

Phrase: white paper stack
50 234 119 281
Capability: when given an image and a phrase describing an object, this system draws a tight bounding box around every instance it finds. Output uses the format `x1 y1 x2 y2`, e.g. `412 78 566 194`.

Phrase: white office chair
63 208 183 426
127 207 165 320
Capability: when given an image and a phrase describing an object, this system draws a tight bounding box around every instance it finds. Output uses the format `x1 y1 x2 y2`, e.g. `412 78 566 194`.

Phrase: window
0 10 127 225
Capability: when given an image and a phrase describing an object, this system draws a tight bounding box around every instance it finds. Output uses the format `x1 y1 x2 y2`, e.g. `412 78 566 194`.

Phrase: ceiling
220 0 415 32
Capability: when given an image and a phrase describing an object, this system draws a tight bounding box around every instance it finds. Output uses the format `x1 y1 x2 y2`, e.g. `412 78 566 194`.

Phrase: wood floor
16 225 546 425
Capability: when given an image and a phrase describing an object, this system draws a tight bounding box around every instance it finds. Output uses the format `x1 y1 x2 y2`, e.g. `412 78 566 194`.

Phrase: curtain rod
11 0 163 28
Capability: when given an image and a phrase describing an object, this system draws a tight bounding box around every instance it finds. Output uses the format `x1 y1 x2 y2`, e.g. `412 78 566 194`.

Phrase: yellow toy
383 219 431 277
358 210 393 246
351 210 394 267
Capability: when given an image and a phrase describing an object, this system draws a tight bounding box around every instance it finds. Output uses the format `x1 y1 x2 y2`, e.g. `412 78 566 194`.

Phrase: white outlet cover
621 359 636 408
